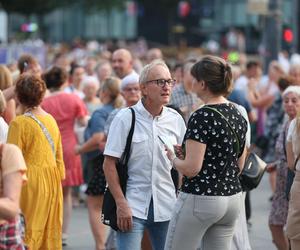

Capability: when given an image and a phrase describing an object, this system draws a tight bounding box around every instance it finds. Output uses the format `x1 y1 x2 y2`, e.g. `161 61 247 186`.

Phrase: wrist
172 156 178 170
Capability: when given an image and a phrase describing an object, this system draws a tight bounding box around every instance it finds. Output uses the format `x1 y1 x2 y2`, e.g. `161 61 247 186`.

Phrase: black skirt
85 154 106 196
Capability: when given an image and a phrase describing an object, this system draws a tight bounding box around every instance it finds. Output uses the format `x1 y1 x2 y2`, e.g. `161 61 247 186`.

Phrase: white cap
121 71 139 90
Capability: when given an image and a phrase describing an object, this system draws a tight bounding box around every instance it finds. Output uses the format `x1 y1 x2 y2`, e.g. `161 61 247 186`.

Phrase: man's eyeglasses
146 78 176 87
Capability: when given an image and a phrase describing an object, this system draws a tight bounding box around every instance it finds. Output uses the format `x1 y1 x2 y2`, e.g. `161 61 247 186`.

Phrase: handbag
101 108 135 231
203 106 267 191
239 152 267 191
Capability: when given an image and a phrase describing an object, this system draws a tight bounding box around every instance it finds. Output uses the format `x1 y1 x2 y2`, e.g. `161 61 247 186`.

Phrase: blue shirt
84 104 114 160
228 89 252 113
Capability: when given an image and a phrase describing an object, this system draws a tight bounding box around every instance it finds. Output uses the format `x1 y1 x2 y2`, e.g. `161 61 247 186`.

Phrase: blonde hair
139 59 169 84
0 90 6 114
0 65 13 90
101 77 123 108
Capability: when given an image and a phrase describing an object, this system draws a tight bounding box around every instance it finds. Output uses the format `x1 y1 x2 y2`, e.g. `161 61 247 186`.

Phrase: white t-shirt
287 118 300 171
0 117 8 143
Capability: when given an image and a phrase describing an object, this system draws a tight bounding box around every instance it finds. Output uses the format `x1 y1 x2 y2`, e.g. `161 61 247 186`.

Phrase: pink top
42 92 87 186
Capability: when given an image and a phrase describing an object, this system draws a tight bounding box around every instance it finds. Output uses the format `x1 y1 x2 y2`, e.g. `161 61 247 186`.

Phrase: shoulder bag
203 106 267 192
286 153 299 200
101 107 135 231
24 111 56 159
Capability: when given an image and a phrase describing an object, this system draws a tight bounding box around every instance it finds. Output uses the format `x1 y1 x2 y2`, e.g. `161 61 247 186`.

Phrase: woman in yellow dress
7 73 65 249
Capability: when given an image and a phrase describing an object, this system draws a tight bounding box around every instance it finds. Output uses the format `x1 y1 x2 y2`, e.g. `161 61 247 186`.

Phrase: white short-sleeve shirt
287 118 300 171
104 100 186 221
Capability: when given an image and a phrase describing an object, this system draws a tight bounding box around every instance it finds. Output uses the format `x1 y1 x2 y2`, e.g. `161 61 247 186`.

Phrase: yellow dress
7 114 65 250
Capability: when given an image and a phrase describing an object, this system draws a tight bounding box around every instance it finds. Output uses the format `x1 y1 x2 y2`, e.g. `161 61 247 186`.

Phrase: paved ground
65 174 276 250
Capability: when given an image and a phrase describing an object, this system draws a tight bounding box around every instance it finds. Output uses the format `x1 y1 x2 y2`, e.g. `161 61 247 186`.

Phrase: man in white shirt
103 60 186 250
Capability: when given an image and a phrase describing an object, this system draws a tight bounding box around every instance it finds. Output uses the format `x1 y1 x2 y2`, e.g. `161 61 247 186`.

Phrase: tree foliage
136 0 180 12
0 0 125 16
0 0 64 15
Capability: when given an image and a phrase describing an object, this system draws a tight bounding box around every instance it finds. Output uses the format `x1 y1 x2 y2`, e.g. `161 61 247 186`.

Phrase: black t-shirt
181 103 248 196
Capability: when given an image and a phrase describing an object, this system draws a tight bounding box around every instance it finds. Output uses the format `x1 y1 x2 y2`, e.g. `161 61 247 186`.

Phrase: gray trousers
164 192 242 250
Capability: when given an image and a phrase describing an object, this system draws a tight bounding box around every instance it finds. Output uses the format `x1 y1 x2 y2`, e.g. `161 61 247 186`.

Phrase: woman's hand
174 144 184 159
74 145 81 155
165 146 176 163
266 162 277 173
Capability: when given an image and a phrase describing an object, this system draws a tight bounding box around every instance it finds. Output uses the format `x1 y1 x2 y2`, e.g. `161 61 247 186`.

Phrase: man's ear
200 80 206 90
140 83 147 97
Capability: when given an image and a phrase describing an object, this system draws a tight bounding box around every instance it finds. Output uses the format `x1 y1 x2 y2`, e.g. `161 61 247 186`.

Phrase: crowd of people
0 40 300 250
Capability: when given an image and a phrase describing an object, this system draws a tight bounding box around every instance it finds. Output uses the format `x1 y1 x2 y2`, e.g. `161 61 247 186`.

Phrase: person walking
41 66 88 246
75 77 123 250
7 74 65 249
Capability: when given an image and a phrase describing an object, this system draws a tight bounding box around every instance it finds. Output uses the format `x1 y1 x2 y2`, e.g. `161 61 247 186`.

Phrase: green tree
0 0 64 16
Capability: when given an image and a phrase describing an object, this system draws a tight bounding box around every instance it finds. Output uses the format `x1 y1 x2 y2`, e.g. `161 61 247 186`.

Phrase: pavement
65 173 276 250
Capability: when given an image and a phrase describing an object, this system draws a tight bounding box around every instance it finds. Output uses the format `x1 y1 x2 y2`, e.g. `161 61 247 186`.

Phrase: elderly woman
7 74 65 249
286 86 300 250
165 55 248 250
75 77 123 250
268 85 300 250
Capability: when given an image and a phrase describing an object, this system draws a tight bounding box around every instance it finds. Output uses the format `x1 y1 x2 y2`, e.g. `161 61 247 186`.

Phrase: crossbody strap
24 112 56 159
120 108 136 165
203 106 240 154
293 153 300 170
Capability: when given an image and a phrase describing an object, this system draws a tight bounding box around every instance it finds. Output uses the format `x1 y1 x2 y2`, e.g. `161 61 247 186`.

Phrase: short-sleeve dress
7 114 65 250
42 92 87 186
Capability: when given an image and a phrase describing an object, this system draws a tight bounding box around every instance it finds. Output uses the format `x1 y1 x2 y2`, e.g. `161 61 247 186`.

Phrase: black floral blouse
181 103 248 196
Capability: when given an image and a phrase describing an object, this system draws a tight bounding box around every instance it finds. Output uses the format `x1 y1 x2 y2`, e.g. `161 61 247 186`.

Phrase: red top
42 92 87 186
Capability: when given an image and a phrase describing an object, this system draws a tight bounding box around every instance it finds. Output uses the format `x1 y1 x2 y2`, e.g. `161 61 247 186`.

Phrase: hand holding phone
157 135 175 154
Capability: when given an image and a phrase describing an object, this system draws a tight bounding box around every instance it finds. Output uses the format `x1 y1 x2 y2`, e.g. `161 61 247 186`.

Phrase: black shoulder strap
121 108 135 165
203 106 240 154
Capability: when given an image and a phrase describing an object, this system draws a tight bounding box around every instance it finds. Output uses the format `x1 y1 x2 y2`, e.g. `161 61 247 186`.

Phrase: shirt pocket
131 134 148 158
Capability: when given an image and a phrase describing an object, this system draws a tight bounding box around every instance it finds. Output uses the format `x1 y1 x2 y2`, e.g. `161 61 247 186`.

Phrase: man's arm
103 155 133 231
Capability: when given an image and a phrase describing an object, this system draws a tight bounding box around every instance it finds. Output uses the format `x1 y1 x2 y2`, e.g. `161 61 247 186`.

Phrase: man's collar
135 99 166 119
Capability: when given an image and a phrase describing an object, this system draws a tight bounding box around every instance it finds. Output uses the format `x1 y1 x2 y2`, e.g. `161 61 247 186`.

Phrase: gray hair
282 86 300 98
139 59 169 84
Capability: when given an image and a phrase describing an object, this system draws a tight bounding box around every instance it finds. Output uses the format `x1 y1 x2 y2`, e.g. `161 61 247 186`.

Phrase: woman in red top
41 66 88 245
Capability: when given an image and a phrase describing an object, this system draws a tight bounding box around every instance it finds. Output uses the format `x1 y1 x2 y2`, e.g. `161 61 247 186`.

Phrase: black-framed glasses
146 78 176 87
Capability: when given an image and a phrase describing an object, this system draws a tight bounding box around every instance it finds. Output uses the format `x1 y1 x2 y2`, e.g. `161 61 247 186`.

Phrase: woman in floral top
164 55 248 250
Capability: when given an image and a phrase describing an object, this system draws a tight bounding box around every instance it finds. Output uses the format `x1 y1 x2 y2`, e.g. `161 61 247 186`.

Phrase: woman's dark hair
42 66 68 89
278 75 294 92
17 54 38 73
15 73 46 108
191 55 233 96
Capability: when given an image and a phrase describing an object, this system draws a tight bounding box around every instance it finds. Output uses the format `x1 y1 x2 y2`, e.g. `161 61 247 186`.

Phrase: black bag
101 108 135 231
239 152 267 191
286 169 295 200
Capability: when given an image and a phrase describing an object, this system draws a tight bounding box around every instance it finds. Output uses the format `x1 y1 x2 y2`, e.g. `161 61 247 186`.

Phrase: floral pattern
181 103 248 196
